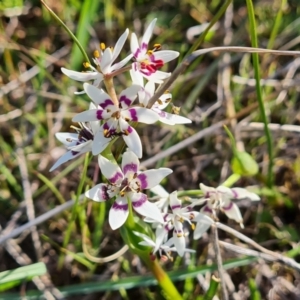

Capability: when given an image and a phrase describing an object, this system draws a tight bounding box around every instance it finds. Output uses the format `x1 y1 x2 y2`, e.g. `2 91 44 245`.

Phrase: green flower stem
246 0 274 188
41 0 90 65
121 203 183 300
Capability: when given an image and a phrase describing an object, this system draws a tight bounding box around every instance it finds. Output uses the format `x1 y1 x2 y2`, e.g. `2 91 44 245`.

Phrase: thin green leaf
1 257 257 299
0 262 46 292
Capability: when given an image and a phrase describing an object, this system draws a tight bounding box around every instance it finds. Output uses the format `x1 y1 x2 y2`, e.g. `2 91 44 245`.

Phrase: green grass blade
246 0 274 188
0 263 47 292
70 0 101 70
1 257 256 299
41 0 90 66
249 278 261 300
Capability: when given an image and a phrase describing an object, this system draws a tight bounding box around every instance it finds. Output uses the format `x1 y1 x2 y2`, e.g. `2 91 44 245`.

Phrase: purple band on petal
132 194 147 208
109 172 123 184
71 150 79 155
158 110 166 117
96 110 104 120
141 42 148 51
123 163 138 175
165 223 172 231
134 48 142 58
128 108 138 121
127 126 133 133
171 204 181 211
203 205 213 214
98 185 109 200
100 99 114 109
112 201 128 211
223 201 233 211
137 173 147 189
119 95 132 107
232 189 238 199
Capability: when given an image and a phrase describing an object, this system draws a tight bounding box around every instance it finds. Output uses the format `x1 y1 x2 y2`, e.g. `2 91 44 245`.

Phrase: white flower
130 19 179 83
61 29 132 92
134 232 195 260
130 69 191 125
145 190 213 256
73 83 159 158
199 183 260 228
85 149 172 230
50 104 100 171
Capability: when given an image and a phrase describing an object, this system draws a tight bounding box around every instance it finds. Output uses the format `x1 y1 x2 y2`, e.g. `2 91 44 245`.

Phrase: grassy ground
1 0 300 299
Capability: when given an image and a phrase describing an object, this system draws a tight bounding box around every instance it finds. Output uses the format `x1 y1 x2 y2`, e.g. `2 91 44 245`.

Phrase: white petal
49 151 80 172
150 185 169 198
55 132 78 146
193 213 213 240
143 70 171 83
173 230 185 257
72 109 100 122
119 84 141 108
92 130 111 155
121 149 140 177
122 107 159 124
85 183 110 202
109 197 129 230
70 140 92 153
130 33 140 56
199 183 216 197
230 188 260 201
141 19 157 47
90 120 101 135
193 221 211 240
153 50 179 63
100 48 113 73
154 226 168 253
119 120 142 158
169 191 182 213
84 83 113 107
61 68 101 82
137 168 173 189
110 54 133 72
222 202 243 226
98 155 123 184
131 193 164 223
111 29 129 63
130 69 144 87
158 112 192 125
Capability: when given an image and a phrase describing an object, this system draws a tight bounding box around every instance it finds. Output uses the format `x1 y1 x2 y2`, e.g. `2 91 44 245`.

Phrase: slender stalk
122 203 183 299
245 0 274 187
186 0 232 55
41 0 90 65
211 226 228 300
104 77 119 106
147 46 300 109
145 259 183 300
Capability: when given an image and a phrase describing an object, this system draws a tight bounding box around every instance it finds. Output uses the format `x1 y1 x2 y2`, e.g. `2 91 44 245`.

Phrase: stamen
147 50 154 55
94 50 100 58
100 43 106 50
83 62 90 68
171 105 181 115
153 43 161 51
191 223 195 230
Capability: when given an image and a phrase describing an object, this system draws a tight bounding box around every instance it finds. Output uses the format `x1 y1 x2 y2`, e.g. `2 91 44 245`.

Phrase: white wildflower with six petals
85 149 172 230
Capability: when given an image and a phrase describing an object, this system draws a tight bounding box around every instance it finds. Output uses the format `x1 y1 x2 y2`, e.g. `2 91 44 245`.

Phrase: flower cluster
51 18 190 171
51 18 260 260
